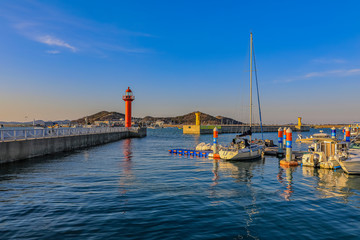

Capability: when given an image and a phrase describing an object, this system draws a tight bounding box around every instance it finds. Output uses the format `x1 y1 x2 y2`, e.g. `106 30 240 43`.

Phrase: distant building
155 120 164 127
94 120 125 127
44 121 56 127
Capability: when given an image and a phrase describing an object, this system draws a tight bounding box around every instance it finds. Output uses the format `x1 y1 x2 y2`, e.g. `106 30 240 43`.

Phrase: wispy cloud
304 69 360 78
98 43 153 54
13 21 39 30
36 35 77 52
118 29 155 38
0 1 154 56
46 50 60 54
311 58 346 64
274 68 360 83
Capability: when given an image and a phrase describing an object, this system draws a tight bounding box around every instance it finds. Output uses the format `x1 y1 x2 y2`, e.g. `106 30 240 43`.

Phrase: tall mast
249 32 253 141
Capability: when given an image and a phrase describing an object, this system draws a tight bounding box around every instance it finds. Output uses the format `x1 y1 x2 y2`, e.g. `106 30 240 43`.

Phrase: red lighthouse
122 87 135 128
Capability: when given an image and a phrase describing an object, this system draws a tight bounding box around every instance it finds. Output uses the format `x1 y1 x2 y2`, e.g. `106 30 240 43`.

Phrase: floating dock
263 147 285 158
170 147 307 160
263 147 306 159
169 149 212 158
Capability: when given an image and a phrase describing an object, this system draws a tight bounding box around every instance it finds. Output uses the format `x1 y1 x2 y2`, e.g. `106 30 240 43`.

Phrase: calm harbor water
1 128 359 239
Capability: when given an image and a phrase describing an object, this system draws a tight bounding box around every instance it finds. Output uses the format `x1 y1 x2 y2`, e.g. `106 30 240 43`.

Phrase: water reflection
119 139 133 180
211 160 219 186
122 138 133 162
219 159 264 183
192 134 201 148
83 150 90 161
302 167 360 202
209 160 220 204
277 166 295 201
118 138 134 213
219 160 263 239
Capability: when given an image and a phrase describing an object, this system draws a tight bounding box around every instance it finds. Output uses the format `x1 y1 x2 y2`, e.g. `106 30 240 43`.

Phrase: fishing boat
301 139 345 169
335 139 360 174
219 33 263 161
351 126 359 137
296 130 331 143
338 148 360 175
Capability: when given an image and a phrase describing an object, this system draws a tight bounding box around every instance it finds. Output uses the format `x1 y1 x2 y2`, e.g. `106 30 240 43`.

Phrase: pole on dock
280 128 298 167
212 127 220 159
331 127 336 139
345 127 350 143
278 127 283 153
213 127 219 154
286 128 292 162
283 127 287 148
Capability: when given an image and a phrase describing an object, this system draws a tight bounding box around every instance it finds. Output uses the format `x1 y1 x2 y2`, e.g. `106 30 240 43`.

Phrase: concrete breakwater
0 127 146 164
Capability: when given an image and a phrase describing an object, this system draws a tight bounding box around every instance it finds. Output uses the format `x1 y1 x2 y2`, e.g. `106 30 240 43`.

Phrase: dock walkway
264 147 306 159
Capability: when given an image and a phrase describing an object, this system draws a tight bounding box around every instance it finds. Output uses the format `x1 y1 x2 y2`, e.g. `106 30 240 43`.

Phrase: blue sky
1 0 360 123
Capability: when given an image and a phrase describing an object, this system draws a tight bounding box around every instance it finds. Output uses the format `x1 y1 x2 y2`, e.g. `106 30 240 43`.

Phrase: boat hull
219 147 262 161
339 149 360 174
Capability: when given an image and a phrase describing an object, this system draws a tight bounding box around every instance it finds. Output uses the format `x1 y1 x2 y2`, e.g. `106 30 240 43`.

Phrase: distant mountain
1 111 243 126
141 111 243 125
72 111 125 124
72 111 243 125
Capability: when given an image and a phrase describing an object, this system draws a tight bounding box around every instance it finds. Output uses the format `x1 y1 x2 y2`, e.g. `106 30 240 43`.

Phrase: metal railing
0 127 139 142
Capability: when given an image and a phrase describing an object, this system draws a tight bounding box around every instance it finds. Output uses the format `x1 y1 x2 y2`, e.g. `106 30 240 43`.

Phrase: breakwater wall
183 125 310 134
221 125 310 133
0 127 146 164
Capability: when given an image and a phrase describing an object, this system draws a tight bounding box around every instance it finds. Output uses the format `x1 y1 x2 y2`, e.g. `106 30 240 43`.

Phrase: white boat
219 143 263 160
350 126 359 137
338 147 360 175
334 140 360 174
219 33 263 161
301 139 346 169
196 142 213 151
312 130 331 138
296 130 331 143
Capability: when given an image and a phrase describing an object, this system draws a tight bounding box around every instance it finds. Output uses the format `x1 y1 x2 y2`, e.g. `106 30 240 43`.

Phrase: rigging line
252 42 264 140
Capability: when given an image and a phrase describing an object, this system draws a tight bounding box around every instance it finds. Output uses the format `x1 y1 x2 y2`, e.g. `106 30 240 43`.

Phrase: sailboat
219 33 264 160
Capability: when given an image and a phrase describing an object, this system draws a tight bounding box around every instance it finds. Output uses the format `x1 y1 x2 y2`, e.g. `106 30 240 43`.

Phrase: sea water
0 128 359 239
